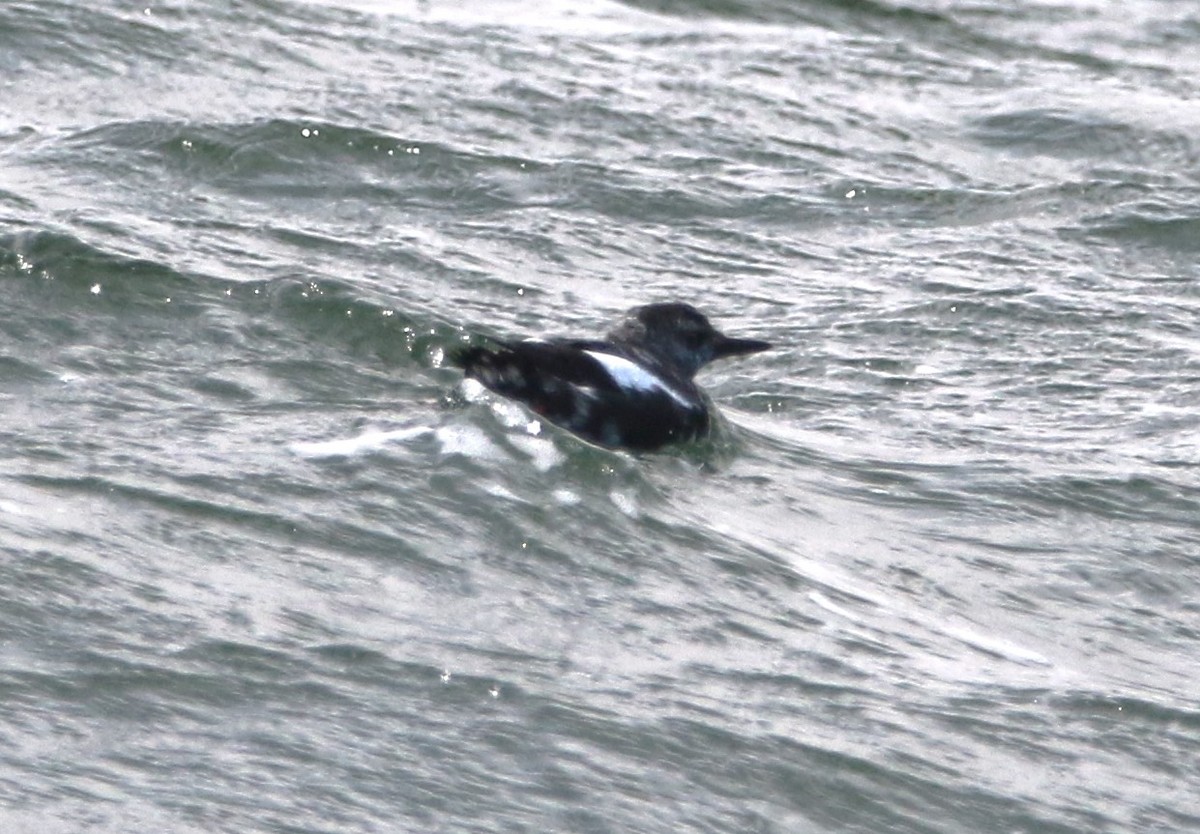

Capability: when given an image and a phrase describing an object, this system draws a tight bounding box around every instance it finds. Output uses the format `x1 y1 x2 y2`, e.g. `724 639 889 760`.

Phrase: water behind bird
2 1 1199 832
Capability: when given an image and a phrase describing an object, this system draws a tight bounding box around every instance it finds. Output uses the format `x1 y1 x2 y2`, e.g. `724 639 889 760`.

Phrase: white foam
939 621 1052 667
490 400 535 428
298 0 666 35
434 425 505 461
481 481 522 502
460 378 488 401
291 426 434 458
609 488 639 518
508 434 564 473
808 590 864 624
553 488 581 506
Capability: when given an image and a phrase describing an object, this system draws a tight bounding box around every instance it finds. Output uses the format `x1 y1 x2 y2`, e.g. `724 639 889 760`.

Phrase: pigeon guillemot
451 302 771 451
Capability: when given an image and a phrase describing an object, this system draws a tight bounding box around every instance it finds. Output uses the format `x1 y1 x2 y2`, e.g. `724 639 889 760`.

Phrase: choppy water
3 1 1200 831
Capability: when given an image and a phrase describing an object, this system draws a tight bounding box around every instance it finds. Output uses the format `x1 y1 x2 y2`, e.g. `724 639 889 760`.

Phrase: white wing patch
583 351 693 408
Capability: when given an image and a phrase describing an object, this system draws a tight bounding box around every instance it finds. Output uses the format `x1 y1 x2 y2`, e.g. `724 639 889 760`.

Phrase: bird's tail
447 344 491 371
449 343 533 399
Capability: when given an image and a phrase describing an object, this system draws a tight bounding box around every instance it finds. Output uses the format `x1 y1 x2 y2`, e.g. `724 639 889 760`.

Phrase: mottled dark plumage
451 303 770 451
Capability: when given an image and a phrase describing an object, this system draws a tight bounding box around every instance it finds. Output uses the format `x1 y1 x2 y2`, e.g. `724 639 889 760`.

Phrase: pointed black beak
712 335 772 360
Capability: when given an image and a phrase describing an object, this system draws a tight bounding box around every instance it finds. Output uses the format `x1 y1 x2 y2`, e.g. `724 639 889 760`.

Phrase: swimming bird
451 302 770 451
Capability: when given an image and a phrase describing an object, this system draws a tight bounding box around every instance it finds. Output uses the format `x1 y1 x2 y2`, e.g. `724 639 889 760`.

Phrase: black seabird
451 302 770 451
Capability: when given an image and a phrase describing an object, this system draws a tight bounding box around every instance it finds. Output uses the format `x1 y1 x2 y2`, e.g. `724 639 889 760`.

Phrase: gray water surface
2 1 1199 832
